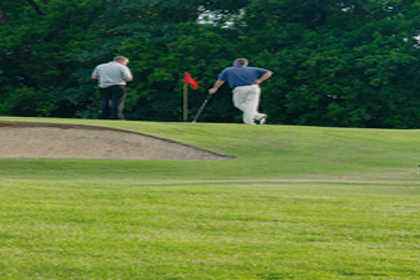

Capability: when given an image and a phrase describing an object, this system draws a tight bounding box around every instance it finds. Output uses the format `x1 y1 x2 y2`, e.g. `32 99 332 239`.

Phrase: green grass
0 117 419 279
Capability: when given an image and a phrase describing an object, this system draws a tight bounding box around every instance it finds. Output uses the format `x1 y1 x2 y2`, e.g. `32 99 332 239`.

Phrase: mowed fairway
0 117 419 280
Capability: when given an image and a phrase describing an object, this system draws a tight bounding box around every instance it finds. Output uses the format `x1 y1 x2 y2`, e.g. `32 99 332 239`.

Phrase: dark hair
234 58 248 66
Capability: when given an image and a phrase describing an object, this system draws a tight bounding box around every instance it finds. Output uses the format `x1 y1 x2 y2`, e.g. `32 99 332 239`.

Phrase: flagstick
183 83 188 121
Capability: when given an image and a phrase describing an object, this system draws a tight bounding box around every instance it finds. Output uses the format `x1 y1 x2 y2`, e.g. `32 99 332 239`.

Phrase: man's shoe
259 114 267 125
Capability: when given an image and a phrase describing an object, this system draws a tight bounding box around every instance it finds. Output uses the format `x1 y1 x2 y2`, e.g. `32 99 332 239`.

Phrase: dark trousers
100 85 126 120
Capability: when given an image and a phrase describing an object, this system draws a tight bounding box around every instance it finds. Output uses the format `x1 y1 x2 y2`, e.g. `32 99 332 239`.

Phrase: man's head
233 58 248 67
114 56 129 65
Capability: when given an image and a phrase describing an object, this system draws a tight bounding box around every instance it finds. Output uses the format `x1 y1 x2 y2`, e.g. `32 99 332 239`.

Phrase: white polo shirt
91 61 133 88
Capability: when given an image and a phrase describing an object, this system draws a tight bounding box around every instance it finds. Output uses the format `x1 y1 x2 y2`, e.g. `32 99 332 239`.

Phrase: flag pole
183 83 188 121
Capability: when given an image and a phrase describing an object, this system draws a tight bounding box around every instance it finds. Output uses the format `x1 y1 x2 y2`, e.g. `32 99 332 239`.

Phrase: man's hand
255 71 273 85
208 80 225 95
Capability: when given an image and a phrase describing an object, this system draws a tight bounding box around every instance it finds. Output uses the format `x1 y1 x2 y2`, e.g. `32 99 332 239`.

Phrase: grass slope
0 117 419 280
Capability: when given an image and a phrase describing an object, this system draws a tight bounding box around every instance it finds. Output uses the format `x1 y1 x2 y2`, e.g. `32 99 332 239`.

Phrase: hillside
0 117 419 279
0 117 419 181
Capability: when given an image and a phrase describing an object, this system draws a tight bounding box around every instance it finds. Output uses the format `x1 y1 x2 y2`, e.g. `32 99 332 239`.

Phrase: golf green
0 117 419 279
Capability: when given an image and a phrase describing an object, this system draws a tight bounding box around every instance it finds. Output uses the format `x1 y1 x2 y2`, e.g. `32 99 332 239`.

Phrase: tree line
0 0 419 128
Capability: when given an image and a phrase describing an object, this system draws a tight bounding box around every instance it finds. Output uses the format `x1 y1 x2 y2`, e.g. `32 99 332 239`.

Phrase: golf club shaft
192 93 212 123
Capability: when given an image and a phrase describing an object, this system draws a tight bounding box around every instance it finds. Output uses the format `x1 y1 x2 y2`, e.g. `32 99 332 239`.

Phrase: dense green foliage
0 0 419 127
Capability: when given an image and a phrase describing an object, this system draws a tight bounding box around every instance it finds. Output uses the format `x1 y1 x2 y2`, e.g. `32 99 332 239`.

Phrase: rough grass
0 117 419 279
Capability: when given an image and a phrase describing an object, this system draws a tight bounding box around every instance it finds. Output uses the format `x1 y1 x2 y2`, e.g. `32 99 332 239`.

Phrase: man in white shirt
91 56 133 119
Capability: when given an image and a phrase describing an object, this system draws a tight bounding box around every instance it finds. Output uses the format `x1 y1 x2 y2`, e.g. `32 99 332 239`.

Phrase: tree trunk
25 0 46 15
0 7 10 25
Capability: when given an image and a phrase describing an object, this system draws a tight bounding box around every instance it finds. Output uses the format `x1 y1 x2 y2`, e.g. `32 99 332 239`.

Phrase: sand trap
0 122 230 160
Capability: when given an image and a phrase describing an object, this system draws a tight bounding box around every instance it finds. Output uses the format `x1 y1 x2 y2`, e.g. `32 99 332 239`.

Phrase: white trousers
232 85 265 124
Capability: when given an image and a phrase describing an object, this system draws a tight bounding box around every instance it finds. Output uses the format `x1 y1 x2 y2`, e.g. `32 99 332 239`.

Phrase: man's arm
255 71 273 85
208 80 225 94
123 67 133 82
91 67 98 80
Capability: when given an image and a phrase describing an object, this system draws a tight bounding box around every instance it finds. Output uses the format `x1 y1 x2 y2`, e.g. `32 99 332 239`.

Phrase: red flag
184 72 199 90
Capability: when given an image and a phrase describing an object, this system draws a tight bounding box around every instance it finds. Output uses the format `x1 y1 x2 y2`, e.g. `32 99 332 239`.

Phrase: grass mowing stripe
1 179 419 279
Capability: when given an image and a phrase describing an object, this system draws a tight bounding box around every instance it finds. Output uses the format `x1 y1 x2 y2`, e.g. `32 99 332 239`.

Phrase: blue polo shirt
218 66 269 88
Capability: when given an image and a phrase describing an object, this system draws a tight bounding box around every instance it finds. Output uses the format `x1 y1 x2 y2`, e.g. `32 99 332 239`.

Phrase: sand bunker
0 122 230 160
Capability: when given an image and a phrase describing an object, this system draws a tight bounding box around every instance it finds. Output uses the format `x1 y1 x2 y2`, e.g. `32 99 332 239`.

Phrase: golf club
192 93 213 123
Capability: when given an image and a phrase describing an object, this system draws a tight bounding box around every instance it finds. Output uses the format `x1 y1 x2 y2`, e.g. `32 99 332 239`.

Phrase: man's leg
117 87 127 120
100 87 111 119
111 85 125 120
233 87 250 123
242 85 267 124
250 86 266 122
234 85 261 124
242 90 258 124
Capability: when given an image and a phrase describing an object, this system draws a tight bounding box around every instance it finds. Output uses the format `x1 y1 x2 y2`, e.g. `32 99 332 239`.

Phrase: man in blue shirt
209 58 273 124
